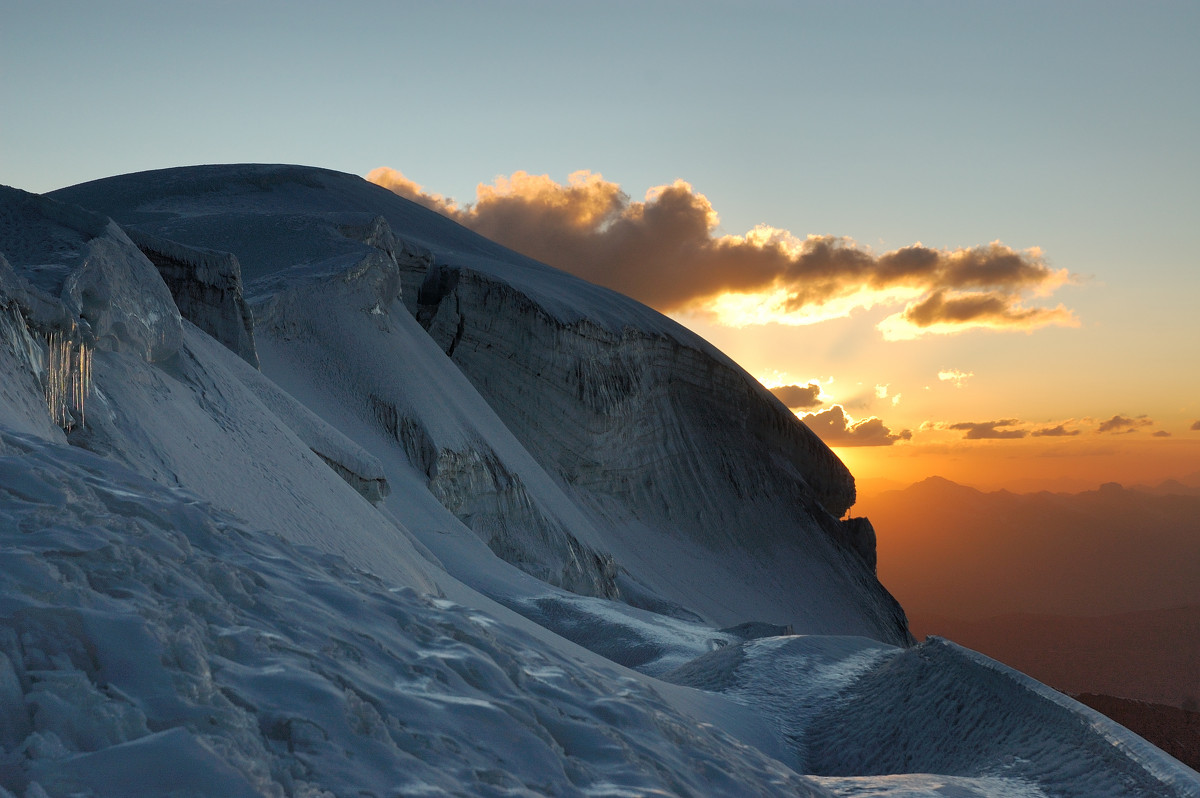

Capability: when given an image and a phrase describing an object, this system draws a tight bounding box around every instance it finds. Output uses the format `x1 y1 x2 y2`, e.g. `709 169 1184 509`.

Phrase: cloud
1191 420 1200 431
877 290 1078 340
1152 430 1172 438
364 168 460 217
800 405 912 447
367 167 1077 337
938 369 974 388
1031 423 1080 437
949 419 1027 439
1096 415 1154 434
769 383 822 409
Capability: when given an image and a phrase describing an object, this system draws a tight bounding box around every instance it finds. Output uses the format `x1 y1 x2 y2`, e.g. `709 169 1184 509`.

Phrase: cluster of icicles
44 330 93 430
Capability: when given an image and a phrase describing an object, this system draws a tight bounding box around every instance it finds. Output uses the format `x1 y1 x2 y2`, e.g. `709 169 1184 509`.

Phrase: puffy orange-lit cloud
769 383 823 409
801 405 911 447
367 167 1077 337
1096 415 1154 434
365 168 460 216
949 420 1028 439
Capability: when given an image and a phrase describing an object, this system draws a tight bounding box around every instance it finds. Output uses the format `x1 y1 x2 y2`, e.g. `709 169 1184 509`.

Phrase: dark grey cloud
949 420 1027 440
1096 415 1153 434
1031 424 1080 438
897 289 1074 331
800 405 911 447
769 383 822 409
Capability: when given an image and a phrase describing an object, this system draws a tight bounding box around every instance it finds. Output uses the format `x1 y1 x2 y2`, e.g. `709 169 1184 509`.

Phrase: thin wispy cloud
368 168 1078 339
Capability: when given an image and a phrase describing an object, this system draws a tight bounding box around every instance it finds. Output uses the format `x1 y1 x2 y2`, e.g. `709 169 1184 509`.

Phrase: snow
0 429 831 797
0 165 1193 795
51 163 909 645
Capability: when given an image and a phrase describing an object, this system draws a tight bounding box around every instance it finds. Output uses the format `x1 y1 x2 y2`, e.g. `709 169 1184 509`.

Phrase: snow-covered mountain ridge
0 164 1195 796
50 164 901 641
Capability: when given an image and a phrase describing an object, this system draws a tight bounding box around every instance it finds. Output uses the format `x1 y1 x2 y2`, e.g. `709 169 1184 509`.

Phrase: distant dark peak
907 476 979 496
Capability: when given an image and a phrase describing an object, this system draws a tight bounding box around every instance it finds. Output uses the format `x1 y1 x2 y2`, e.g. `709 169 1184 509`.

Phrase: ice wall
124 229 259 367
411 264 905 640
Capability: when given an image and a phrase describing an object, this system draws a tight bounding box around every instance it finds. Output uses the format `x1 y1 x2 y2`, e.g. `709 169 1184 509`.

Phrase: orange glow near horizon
835 435 1200 499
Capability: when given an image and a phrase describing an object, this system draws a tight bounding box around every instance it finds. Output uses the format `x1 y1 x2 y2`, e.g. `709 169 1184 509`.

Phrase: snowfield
0 165 1193 796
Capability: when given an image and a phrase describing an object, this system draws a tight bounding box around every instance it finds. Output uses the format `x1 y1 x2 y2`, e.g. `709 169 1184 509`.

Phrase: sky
3 0 1198 493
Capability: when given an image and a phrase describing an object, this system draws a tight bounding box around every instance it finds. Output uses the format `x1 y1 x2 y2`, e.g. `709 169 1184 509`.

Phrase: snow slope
0 168 1194 795
51 164 906 644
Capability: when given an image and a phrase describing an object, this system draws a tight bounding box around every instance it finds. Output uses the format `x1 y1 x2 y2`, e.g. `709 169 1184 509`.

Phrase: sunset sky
4 1 1198 493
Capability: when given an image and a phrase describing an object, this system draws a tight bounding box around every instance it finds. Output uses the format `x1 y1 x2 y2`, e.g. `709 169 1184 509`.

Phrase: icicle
43 331 93 430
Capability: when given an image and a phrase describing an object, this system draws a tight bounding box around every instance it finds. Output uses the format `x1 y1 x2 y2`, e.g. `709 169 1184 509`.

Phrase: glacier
0 165 1192 796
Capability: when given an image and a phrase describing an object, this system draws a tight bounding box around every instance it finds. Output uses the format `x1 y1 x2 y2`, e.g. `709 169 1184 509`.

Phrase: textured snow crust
0 166 1191 796
0 429 831 798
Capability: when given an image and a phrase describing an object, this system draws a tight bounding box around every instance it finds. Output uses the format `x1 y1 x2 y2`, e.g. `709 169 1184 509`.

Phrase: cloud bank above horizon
368 167 1078 340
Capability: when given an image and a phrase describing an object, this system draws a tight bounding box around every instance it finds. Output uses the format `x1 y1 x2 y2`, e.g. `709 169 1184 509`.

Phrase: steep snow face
248 242 623 600
414 266 902 637
51 164 908 645
416 267 854 519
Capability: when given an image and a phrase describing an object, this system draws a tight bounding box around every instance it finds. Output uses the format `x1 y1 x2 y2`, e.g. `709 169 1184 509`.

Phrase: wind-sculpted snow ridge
663 634 1200 797
51 164 908 645
0 428 836 798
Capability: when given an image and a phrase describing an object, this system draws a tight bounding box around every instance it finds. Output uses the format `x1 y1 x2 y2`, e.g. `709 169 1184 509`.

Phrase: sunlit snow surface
0 166 1197 796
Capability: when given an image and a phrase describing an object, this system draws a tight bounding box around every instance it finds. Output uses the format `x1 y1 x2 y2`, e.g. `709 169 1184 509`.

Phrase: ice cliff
0 165 1193 796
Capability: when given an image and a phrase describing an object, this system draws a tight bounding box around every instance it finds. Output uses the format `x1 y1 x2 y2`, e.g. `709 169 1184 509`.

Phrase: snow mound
802 637 1200 797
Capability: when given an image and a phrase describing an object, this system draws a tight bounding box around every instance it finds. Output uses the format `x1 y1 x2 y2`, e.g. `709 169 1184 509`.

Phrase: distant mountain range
862 475 1200 620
